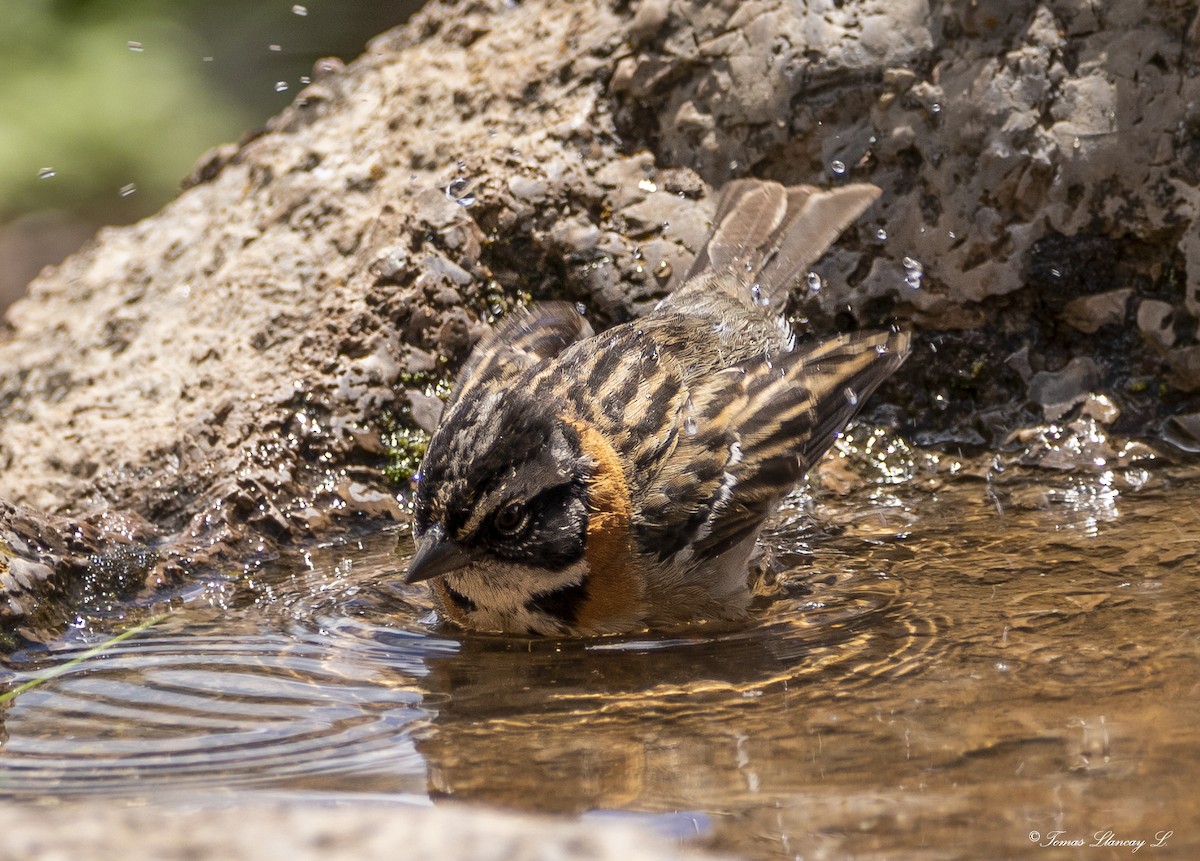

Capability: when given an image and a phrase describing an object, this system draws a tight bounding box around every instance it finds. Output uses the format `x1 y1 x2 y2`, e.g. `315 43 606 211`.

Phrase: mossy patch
379 413 430 485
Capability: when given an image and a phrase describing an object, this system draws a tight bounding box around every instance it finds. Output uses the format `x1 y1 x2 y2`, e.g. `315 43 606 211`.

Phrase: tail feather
683 180 881 312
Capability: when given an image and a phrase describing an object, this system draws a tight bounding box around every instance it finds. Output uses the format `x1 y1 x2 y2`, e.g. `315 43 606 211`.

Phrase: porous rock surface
3 0 1199 636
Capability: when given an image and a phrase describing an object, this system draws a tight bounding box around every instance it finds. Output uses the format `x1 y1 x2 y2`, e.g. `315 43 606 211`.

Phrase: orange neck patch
569 420 643 630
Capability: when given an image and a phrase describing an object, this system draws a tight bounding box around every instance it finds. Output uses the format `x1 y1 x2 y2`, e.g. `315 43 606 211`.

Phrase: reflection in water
1 465 1198 858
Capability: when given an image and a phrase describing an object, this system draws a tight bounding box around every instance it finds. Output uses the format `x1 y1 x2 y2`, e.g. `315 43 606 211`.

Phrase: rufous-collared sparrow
405 178 910 635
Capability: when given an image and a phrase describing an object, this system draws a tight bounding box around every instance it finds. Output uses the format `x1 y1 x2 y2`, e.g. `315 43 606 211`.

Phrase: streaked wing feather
656 329 910 566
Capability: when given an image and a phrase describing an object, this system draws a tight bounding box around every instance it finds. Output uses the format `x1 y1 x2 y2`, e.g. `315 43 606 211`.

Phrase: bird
404 178 910 636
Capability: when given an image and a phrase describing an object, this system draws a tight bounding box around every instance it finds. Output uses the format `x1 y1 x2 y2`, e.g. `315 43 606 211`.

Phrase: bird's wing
636 329 911 566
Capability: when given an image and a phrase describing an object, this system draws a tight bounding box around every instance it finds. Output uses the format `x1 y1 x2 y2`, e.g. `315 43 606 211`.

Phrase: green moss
379 413 430 485
471 278 532 325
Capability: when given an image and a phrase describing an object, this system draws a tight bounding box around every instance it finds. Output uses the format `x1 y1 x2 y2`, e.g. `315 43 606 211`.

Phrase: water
2 466 1198 858
446 178 476 207
902 256 924 290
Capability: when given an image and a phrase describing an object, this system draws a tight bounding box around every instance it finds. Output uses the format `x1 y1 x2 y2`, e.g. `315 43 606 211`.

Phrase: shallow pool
2 458 1196 859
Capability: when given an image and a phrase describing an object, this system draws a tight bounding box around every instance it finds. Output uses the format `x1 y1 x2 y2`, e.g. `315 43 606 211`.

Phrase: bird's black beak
405 525 476 584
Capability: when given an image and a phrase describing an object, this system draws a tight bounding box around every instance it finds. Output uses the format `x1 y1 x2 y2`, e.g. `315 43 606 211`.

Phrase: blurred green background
0 0 423 311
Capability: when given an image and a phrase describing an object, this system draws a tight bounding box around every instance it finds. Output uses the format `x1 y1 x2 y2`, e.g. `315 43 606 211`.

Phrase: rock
0 800 729 861
1136 298 1176 351
1163 412 1200 453
1028 357 1100 418
507 175 548 203
1079 393 1121 425
1062 289 1131 334
408 390 445 435
405 347 437 375
1167 345 1200 392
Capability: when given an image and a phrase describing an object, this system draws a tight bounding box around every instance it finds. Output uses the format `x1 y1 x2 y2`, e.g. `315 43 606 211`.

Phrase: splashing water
902 256 924 289
446 178 477 207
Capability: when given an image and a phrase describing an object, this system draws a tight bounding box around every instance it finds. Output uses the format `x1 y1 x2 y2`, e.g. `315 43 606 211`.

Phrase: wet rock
407 390 445 435
1079 394 1121 426
1163 412 1200 453
1028 357 1100 419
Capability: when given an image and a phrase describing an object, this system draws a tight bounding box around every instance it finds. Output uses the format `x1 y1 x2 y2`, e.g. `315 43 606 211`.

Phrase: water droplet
1050 267 1062 279
292 4 308 15
202 56 214 62
805 271 823 293
275 80 289 92
728 159 740 172
37 167 56 180
637 178 657 193
902 256 924 289
1073 135 1082 150
655 260 672 281
875 343 890 355
269 44 282 52
299 75 311 85
829 159 847 176
875 227 888 241
118 183 137 197
127 41 144 52
844 387 859 406
489 303 503 317
684 415 698 435
750 283 769 306
575 302 587 316
446 178 476 206
930 103 942 114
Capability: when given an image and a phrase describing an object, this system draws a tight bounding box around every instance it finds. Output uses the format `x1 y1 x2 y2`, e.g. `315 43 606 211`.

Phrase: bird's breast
568 419 645 630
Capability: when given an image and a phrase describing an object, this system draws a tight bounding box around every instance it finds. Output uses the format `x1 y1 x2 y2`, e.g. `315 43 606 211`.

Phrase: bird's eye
493 501 527 535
